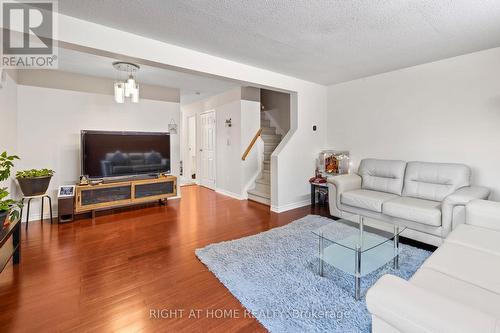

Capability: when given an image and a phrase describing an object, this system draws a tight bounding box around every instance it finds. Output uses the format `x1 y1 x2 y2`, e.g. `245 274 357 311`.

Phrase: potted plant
16 168 55 197
0 152 22 224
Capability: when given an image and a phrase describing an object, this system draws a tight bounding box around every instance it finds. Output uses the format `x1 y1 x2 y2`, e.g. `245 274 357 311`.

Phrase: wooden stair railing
242 128 262 161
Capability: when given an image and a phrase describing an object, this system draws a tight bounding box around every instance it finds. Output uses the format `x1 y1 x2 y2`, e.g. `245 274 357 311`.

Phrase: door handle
200 149 203 152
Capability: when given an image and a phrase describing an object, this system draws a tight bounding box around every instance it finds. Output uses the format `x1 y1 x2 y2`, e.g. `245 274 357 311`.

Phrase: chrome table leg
318 232 324 277
393 225 400 269
355 245 361 300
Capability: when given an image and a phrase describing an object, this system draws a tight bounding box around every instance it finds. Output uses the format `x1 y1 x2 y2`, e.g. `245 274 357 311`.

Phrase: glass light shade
125 75 136 97
131 85 139 103
114 81 124 103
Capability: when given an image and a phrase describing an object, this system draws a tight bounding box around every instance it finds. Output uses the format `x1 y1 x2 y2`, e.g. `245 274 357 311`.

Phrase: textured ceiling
57 48 239 104
59 0 500 85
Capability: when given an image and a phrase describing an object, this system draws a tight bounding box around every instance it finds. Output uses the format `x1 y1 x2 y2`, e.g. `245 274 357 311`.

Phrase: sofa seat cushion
446 224 500 257
411 267 500 317
341 189 398 213
422 242 500 294
382 197 441 226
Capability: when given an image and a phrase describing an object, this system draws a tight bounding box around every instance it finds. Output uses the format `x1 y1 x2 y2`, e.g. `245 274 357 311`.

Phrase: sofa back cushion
403 161 471 202
358 159 407 195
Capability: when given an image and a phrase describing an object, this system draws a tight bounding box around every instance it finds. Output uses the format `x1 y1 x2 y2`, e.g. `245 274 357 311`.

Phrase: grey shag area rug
195 215 431 333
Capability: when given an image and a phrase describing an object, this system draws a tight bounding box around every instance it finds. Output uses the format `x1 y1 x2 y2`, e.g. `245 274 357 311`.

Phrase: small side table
310 181 328 207
22 195 53 230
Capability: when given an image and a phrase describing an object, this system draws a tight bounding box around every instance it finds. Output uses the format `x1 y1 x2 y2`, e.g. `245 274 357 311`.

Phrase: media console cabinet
75 175 177 214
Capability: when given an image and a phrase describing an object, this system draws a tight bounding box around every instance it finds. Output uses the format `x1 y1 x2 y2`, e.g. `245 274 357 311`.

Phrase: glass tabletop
312 218 406 253
313 218 407 292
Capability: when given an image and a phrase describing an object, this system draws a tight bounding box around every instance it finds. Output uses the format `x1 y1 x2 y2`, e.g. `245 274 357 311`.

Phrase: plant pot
17 176 52 196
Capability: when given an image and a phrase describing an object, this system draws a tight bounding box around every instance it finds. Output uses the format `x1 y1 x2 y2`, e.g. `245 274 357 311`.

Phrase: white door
199 111 216 189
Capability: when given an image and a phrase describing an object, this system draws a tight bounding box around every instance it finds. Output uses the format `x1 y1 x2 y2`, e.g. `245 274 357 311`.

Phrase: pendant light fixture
113 61 140 104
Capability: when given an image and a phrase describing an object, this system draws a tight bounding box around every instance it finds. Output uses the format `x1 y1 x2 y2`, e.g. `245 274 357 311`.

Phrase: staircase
247 112 282 205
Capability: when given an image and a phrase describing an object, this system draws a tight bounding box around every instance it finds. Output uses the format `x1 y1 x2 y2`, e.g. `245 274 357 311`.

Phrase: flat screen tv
81 130 171 179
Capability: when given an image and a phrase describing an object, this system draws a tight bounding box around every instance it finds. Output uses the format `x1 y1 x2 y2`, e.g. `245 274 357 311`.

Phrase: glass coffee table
312 217 406 300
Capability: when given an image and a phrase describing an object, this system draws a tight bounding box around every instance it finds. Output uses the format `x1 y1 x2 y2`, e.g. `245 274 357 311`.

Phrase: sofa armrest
367 275 500 333
441 186 491 236
466 199 500 232
327 174 361 217
327 174 362 192
444 186 491 206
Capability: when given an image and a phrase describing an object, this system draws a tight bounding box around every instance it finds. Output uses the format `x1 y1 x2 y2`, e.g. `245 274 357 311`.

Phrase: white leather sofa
328 159 490 245
366 200 500 333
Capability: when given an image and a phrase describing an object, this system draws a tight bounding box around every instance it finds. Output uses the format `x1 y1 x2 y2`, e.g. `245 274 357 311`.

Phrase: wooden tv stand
75 175 177 214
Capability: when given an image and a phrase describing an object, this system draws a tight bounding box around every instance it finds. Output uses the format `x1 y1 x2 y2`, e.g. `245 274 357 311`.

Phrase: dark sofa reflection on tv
100 150 169 177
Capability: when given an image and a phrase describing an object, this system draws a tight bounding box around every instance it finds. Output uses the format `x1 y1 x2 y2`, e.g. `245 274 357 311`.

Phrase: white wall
327 46 500 200
180 87 245 186
217 99 260 199
186 115 196 181
180 107 196 185
261 89 291 135
57 14 328 212
181 88 260 199
0 71 19 196
18 69 180 103
49 13 500 211
215 100 243 197
17 84 180 221
240 100 262 195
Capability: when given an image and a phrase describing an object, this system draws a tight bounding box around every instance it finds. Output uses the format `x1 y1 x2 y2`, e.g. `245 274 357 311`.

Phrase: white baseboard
271 199 310 213
215 188 244 200
22 210 58 223
180 178 197 186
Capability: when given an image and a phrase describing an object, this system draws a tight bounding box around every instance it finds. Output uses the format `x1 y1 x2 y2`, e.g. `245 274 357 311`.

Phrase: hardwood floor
0 185 330 332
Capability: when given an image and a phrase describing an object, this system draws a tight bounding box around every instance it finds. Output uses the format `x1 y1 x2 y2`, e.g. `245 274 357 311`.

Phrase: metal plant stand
22 195 53 230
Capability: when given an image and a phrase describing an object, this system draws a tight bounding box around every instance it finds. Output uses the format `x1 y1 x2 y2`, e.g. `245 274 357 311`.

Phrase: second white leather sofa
366 199 500 333
328 159 490 245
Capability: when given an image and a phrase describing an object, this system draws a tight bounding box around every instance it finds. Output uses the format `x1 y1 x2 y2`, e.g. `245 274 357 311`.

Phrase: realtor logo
1 0 58 68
